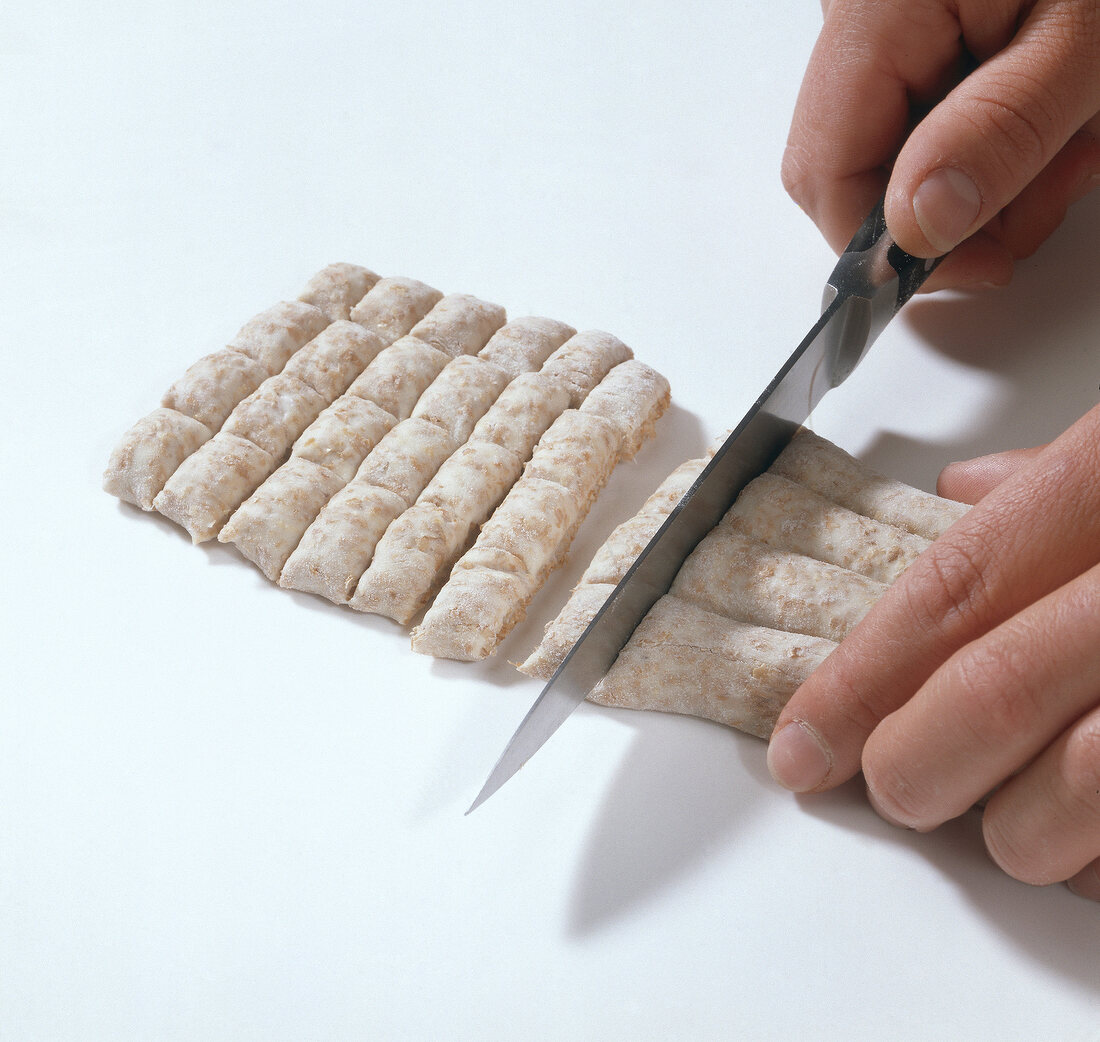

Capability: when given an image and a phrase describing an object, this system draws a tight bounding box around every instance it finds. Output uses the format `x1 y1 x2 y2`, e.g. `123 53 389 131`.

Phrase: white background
3 2 1099 1039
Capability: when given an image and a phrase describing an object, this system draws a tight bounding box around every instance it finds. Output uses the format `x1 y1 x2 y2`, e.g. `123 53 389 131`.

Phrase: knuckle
904 523 998 636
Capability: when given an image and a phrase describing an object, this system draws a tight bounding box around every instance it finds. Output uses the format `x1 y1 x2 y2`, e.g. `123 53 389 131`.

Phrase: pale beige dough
220 372 327 458
218 457 347 580
348 277 443 345
540 330 633 407
280 320 386 401
578 360 672 459
522 411 622 514
408 293 507 357
355 418 459 507
409 356 510 443
466 371 572 457
297 263 380 321
153 432 277 543
102 408 213 511
226 300 330 375
291 396 396 481
588 596 837 739
517 582 616 679
161 349 271 431
346 336 451 422
477 317 577 379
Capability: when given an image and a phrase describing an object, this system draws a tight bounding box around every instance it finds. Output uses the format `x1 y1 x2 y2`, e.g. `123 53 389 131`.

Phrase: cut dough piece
579 360 672 459
226 301 330 375
160 348 270 431
355 418 458 507
540 330 633 407
218 457 347 580
153 432 277 543
408 293 506 357
348 276 443 345
466 371 572 457
517 582 616 680
297 262 380 321
292 395 396 481
220 372 327 458
409 356 510 443
477 317 577 380
771 428 969 540
346 335 451 422
670 527 885 641
522 411 622 514
419 440 526 522
281 320 385 401
725 472 930 584
588 596 836 739
102 408 213 511
279 484 408 603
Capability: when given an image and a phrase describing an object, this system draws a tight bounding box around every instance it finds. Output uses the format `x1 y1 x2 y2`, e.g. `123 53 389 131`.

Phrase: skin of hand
767 403 1100 900
782 0 1100 290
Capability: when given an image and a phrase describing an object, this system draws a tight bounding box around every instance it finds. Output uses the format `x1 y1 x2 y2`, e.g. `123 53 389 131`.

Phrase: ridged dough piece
346 336 451 421
726 473 930 584
670 527 885 641
516 582 616 679
771 427 969 540
278 484 408 603
153 433 277 543
477 317 577 380
355 418 459 507
540 330 633 407
292 395 396 481
636 456 710 518
579 360 672 459
160 349 271 430
281 320 386 401
410 356 510 443
420 440 526 520
348 276 443 345
225 301 330 375
102 408 213 510
218 457 347 580
588 596 836 739
408 293 507 357
297 263 380 322
466 371 572 457
220 372 327 458
522 411 622 515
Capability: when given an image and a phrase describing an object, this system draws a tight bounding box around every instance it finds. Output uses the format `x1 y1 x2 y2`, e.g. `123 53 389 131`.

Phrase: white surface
3 2 1099 1039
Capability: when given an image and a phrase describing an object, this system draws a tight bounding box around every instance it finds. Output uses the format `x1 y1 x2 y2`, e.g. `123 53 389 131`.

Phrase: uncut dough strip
412 362 670 660
280 319 576 604
517 455 710 679
219 296 506 578
102 295 331 509
725 473 930 584
588 595 836 740
352 334 639 625
155 321 387 541
772 428 969 539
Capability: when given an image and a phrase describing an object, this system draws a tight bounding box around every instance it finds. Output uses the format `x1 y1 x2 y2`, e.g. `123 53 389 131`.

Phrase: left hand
766 404 1100 900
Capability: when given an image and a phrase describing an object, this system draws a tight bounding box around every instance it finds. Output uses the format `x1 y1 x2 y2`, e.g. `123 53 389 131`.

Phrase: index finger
767 403 1100 793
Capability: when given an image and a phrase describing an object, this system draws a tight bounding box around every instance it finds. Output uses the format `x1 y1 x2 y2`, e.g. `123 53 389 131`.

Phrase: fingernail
865 784 911 829
1066 862 1100 902
913 167 982 253
767 721 831 792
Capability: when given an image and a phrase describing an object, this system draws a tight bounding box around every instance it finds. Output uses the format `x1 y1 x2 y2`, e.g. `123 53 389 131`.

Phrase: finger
861 563 1100 831
1067 858 1100 902
937 446 1047 503
981 703 1100 887
885 0 1100 256
768 403 1100 793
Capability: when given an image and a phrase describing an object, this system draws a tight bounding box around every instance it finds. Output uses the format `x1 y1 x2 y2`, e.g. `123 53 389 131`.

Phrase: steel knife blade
467 197 940 814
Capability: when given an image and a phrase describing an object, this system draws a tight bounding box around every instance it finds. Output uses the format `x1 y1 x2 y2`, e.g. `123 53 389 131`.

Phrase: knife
467 196 941 814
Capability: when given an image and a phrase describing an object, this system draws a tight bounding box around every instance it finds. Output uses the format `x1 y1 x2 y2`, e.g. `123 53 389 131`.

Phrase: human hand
766 403 1100 900
782 0 1100 290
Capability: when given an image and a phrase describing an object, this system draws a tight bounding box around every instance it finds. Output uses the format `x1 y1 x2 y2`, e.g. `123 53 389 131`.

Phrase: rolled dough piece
588 596 836 739
218 457 347 581
578 360 672 459
725 472 930 584
516 582 616 680
346 336 451 422
297 262 380 321
220 372 327 458
522 411 622 515
409 356 510 444
291 395 396 482
161 349 271 430
102 408 213 511
153 432 277 543
408 293 507 357
477 317 577 379
279 483 409 603
772 428 969 539
540 330 633 407
280 320 386 401
355 418 460 507
348 276 443 345
226 301 330 375
670 526 885 641
466 371 572 457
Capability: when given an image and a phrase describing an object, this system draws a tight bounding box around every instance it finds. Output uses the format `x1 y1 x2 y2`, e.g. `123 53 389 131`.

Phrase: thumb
884 0 1100 257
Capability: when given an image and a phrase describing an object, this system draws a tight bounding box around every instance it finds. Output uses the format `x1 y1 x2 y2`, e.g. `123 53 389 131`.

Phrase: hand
767 403 1100 900
782 0 1100 290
